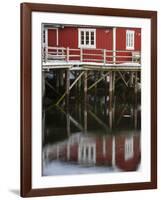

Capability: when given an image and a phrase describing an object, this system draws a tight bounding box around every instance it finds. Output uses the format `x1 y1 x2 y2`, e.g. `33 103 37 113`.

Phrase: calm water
42 92 141 176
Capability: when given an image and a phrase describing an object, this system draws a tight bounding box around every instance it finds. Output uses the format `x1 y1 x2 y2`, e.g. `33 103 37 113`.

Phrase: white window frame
126 30 135 50
78 28 96 48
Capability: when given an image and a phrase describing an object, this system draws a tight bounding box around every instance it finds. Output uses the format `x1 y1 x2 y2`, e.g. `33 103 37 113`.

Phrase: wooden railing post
66 47 69 62
103 49 106 64
80 48 83 62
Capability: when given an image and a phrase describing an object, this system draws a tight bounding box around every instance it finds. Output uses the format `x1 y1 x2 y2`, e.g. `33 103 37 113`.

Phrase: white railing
43 46 141 64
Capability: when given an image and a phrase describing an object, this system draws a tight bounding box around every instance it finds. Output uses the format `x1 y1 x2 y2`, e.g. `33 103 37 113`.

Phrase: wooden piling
84 71 88 133
66 69 70 107
109 71 114 129
129 72 134 87
134 71 138 95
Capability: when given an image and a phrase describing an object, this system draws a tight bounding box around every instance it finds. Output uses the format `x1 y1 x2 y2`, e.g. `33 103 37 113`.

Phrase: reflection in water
42 94 141 176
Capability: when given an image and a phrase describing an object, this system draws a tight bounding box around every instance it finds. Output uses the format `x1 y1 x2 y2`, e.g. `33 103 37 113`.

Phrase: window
126 30 135 50
78 29 96 48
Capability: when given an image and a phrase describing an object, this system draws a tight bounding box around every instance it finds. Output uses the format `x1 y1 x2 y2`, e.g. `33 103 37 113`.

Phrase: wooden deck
43 61 141 71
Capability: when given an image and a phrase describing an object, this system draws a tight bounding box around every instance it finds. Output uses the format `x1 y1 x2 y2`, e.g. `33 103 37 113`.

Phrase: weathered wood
88 110 109 130
66 47 69 62
56 71 84 105
45 80 60 95
103 49 106 64
117 71 128 87
84 71 88 133
56 105 83 131
66 69 70 107
134 71 138 94
109 71 113 129
84 71 88 99
80 48 83 62
88 72 109 91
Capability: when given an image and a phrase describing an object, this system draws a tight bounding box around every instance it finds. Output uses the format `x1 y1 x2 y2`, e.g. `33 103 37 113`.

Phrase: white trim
45 28 48 47
78 28 96 48
126 30 135 50
113 27 116 64
56 28 59 46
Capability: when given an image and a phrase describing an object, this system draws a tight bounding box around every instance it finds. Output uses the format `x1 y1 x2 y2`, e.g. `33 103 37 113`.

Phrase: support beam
56 71 84 105
45 80 60 95
88 72 109 91
117 71 128 87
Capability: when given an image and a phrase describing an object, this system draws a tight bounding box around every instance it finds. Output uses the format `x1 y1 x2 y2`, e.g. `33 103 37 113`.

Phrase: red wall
48 27 141 51
59 27 78 48
47 27 141 63
116 28 141 51
48 29 57 46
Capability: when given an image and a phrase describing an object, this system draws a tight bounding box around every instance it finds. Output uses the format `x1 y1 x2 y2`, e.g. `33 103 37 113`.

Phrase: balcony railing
43 46 141 64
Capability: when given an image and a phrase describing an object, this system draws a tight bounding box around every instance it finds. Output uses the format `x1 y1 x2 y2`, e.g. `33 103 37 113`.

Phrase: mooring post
84 71 88 133
66 69 70 108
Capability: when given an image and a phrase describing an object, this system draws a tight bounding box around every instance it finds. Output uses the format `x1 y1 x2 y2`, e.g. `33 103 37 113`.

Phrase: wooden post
103 49 106 64
66 47 69 62
56 71 59 91
113 27 116 64
130 72 134 87
78 72 82 94
134 73 138 128
109 71 113 101
80 48 83 62
113 71 115 96
134 71 138 95
134 104 137 129
109 71 113 129
66 69 70 107
84 71 87 102
84 71 88 133
60 70 64 87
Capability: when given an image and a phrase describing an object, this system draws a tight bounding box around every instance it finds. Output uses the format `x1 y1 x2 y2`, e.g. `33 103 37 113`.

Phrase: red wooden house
42 24 141 64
